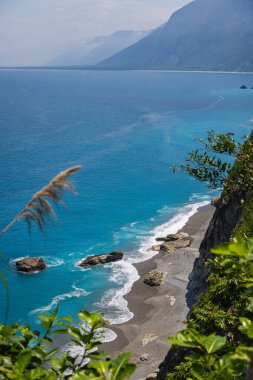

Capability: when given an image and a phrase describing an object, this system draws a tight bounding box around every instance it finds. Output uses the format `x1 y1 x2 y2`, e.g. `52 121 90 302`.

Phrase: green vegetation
167 238 253 379
0 308 135 379
166 131 253 378
181 130 239 189
181 130 253 236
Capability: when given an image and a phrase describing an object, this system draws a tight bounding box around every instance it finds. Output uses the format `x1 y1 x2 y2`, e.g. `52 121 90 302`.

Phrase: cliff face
100 0 253 71
187 190 245 306
157 190 245 380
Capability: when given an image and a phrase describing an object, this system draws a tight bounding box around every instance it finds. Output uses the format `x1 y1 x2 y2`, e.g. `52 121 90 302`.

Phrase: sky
0 0 191 66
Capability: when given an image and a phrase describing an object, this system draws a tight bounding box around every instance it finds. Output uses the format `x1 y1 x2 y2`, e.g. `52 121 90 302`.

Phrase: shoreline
102 204 214 380
1 67 253 75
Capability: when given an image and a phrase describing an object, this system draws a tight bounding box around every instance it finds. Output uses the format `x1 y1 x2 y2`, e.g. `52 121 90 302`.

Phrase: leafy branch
174 130 241 189
0 309 135 380
167 238 253 380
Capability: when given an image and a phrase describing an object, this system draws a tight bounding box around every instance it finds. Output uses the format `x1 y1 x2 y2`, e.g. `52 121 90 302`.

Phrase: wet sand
102 204 214 380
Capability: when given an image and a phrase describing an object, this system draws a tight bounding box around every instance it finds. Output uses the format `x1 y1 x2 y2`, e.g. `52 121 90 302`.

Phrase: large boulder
141 333 159 346
15 257 46 273
156 232 189 242
147 245 161 252
144 270 168 286
79 250 123 267
160 239 191 252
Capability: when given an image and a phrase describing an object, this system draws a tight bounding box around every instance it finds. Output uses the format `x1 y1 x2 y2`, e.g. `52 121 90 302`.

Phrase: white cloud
0 0 191 66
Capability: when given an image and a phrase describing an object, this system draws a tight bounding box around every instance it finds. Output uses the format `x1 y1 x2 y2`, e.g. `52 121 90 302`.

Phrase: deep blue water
0 70 252 327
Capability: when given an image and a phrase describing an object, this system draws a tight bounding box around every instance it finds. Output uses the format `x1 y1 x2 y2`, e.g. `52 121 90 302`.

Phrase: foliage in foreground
0 309 135 380
179 130 253 238
167 131 253 378
179 130 239 190
167 237 253 379
0 165 81 238
180 130 253 198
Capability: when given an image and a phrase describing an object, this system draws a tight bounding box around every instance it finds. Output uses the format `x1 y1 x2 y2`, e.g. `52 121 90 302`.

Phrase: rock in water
79 250 123 267
143 270 168 286
15 257 46 273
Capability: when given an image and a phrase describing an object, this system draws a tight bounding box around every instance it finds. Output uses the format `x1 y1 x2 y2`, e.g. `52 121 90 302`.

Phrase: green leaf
29 367 47 379
111 353 135 380
168 331 201 350
78 311 104 330
190 369 205 380
88 360 111 378
246 324 253 339
220 259 235 269
14 351 32 373
51 358 62 370
204 335 226 354
70 371 102 380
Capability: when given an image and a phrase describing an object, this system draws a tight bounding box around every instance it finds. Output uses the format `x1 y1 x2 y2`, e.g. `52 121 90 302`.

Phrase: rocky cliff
186 190 246 307
157 189 246 379
100 0 253 72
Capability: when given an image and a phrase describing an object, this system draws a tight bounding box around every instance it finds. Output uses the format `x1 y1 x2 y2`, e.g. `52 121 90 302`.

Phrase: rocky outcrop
15 257 46 273
79 250 123 267
142 333 159 346
144 270 168 286
187 190 245 306
146 373 157 380
140 353 151 362
157 190 246 380
156 232 189 242
147 245 161 252
160 239 191 252
149 232 191 252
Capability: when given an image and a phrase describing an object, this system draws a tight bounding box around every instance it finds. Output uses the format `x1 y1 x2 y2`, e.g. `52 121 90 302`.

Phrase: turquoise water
0 70 252 327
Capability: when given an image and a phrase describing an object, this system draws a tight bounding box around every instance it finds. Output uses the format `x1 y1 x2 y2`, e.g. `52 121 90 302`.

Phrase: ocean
0 69 252 329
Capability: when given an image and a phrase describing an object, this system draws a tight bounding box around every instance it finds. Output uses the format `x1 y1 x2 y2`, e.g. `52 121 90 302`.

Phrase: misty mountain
48 30 150 66
99 0 253 71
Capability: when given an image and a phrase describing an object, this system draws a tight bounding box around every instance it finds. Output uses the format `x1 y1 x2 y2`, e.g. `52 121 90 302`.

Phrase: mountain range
99 0 253 72
48 30 150 66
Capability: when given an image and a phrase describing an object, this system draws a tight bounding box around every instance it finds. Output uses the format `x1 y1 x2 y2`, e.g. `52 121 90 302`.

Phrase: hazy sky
0 0 191 66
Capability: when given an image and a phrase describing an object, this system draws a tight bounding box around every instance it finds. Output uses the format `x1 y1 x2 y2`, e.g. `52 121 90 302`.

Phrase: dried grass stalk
0 165 81 237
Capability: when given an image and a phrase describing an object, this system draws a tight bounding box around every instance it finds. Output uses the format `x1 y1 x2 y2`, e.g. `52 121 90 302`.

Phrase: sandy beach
103 204 214 380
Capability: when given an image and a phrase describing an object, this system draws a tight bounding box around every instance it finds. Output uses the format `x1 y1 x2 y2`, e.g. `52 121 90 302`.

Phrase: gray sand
102 205 214 380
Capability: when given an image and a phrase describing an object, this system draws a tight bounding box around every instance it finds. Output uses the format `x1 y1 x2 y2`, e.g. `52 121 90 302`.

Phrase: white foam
130 199 210 264
10 256 28 266
86 243 107 253
43 256 64 268
96 198 210 325
101 328 117 343
68 251 84 257
74 259 92 270
30 285 90 315
10 255 64 268
95 260 139 325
